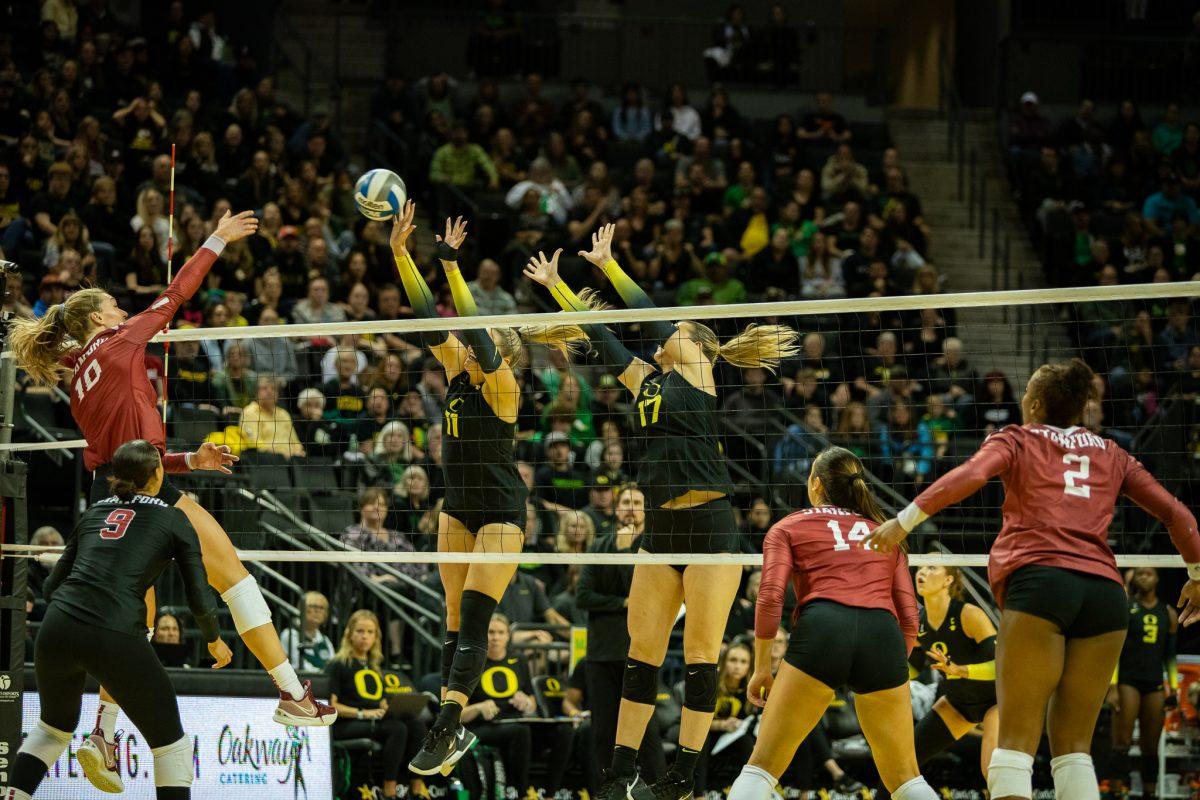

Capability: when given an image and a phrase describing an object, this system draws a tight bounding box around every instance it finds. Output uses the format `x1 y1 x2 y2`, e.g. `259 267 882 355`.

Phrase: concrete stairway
886 110 1069 385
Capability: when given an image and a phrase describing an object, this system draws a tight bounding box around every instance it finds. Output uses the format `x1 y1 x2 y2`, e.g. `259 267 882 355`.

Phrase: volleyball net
8 280 1200 571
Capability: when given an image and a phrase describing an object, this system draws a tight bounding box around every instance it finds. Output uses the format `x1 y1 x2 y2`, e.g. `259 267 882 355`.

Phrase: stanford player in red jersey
10 210 334 791
866 360 1200 800
727 447 938 800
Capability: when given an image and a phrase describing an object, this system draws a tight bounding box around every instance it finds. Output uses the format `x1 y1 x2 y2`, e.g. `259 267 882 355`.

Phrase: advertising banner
21 692 331 799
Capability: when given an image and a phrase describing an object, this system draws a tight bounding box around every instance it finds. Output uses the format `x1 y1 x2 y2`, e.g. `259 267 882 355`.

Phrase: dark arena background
0 0 1199 798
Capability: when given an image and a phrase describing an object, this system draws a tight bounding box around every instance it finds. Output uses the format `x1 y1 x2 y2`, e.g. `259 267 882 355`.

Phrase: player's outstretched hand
209 638 233 669
748 670 773 707
192 442 238 474
214 210 259 243
577 223 614 267
1178 580 1200 626
389 200 417 253
862 518 907 554
436 216 468 255
523 249 563 288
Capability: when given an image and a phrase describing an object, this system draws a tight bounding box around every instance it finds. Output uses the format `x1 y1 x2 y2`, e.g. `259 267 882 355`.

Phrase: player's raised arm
388 201 463 374
436 217 503 375
578 223 677 346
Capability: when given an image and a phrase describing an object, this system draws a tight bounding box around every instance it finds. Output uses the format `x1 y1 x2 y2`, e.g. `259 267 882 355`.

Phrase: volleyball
353 168 407 221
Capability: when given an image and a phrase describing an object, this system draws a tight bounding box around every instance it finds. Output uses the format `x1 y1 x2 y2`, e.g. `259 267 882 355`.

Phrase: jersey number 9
99 509 136 540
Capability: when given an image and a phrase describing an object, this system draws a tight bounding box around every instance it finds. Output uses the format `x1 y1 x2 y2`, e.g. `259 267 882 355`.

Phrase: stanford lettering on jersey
798 505 856 517
1029 425 1108 450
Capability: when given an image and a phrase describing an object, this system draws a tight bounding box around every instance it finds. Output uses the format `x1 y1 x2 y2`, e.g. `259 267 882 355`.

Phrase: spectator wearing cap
468 258 517 317
1009 91 1053 155
272 225 308 298
1142 173 1199 237
677 250 747 306
581 471 617 536
29 161 79 238
589 373 632 436
32 273 65 318
535 431 590 512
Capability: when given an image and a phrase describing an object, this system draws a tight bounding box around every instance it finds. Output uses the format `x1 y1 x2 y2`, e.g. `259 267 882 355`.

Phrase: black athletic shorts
941 683 997 724
1118 678 1164 696
642 497 738 569
785 600 910 694
441 503 526 533
1003 565 1127 638
35 605 185 749
90 463 182 506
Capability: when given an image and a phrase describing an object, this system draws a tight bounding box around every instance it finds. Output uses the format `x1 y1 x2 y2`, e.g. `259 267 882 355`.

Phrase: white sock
1051 753 1099 800
989 748 1035 800
728 765 776 800
96 702 119 741
268 659 305 701
893 776 939 800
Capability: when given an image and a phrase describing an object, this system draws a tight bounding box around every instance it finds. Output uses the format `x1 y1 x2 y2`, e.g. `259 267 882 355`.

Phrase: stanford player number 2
74 359 102 401
1062 454 1091 498
827 519 871 551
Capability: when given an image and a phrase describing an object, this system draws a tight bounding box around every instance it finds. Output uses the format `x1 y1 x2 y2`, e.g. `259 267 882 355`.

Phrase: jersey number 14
828 519 871 551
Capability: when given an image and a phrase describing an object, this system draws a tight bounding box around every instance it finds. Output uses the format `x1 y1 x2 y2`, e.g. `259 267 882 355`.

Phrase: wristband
1188 563 1200 582
435 240 459 262
356 709 363 720
185 451 195 470
897 502 929 533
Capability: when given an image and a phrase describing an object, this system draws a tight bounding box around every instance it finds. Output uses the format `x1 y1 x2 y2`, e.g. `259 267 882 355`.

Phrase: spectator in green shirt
1153 103 1183 157
677 250 747 305
429 122 499 216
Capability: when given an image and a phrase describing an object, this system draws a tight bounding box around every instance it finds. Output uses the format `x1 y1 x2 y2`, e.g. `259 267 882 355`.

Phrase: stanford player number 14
828 519 871 551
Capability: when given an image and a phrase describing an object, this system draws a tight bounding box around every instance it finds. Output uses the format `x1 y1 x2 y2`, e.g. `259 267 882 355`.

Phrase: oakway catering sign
20 692 331 799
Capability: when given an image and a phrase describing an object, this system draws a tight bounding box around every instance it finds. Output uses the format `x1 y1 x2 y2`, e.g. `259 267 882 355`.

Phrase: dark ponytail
810 446 887 523
1032 358 1096 427
107 439 161 500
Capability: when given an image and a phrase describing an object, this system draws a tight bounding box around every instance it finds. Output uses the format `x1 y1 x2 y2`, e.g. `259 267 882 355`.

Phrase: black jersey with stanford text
467 653 535 720
44 494 219 642
913 599 996 707
1119 599 1172 685
634 371 732 507
441 371 527 518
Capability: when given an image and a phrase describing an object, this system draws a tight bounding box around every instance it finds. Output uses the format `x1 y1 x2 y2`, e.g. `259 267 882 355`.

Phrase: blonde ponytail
688 322 800 373
576 288 613 312
492 324 590 370
9 288 106 386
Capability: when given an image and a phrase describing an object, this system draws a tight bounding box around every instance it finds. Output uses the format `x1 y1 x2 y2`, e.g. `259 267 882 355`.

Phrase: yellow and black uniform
912 599 997 723
441 371 528 530
695 684 754 794
637 371 736 556
37 493 219 750
326 657 428 785
1118 598 1176 695
466 653 574 794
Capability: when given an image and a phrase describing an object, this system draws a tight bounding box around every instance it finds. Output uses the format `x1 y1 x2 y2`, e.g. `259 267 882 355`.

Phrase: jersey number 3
828 519 871 551
99 509 136 540
1062 454 1091 498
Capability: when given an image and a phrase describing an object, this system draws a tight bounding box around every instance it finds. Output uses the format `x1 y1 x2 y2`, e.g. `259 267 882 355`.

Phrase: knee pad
683 662 718 713
220 576 273 635
152 736 194 788
988 748 1034 800
913 710 959 767
892 776 939 800
1139 750 1157 781
446 591 496 697
441 631 460 688
621 658 660 706
1050 753 1097 800
19 720 71 767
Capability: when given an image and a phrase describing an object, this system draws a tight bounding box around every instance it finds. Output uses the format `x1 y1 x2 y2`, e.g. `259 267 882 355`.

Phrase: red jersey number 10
99 509 136 540
827 519 871 551
74 360 102 401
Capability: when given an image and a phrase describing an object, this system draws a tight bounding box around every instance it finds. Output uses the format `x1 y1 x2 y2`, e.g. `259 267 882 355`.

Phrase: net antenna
160 142 176 423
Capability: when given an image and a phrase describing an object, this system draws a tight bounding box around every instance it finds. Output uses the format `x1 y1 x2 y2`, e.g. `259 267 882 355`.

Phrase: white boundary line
147 281 1200 343
0 544 1186 568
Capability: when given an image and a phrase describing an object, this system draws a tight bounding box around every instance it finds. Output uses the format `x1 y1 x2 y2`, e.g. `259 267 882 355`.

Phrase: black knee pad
913 710 958 767
446 590 496 697
441 631 459 688
1140 750 1157 782
683 663 718 713
621 658 660 705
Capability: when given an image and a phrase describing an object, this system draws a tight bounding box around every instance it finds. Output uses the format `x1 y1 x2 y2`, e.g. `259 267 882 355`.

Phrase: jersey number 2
828 519 871 552
1062 454 1091 498
99 509 136 540
73 360 102 401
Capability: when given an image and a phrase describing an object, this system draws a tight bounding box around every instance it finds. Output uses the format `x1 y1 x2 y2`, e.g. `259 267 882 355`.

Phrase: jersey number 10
74 360 102 401
828 519 872 551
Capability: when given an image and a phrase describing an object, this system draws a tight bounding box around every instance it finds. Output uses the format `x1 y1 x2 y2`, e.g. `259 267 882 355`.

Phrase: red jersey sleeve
891 552 919 652
756 523 794 640
1120 451 1200 563
162 452 192 473
913 427 1018 517
121 242 222 344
